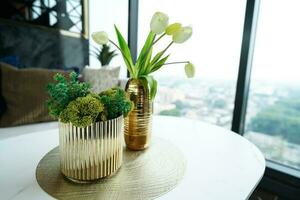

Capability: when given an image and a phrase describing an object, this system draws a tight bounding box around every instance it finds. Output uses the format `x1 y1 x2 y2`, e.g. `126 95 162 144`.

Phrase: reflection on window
245 0 300 170
138 0 246 129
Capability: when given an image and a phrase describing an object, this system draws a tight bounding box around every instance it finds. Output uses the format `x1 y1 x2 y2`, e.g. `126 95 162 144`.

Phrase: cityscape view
154 76 300 170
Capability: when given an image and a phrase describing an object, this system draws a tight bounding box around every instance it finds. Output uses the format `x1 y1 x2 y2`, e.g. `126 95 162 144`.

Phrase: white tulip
185 62 195 78
150 12 169 34
92 31 109 45
166 23 182 35
172 26 193 44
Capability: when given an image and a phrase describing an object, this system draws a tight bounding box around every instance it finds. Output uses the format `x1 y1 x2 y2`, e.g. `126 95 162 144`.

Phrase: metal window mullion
127 0 139 78
231 0 260 135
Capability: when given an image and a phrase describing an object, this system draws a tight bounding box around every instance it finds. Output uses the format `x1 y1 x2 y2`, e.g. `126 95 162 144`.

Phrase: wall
0 19 88 71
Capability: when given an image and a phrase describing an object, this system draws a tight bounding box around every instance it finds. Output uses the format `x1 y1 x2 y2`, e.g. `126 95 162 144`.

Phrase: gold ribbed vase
124 78 152 150
59 116 123 183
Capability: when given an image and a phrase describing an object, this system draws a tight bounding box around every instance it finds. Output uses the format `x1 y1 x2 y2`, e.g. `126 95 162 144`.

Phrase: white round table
0 116 265 200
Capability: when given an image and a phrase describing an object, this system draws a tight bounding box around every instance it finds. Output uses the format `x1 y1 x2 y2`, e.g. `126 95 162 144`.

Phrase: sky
252 0 300 83
89 0 300 83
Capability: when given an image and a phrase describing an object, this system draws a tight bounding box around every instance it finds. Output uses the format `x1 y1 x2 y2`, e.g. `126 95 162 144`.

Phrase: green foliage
47 72 133 127
248 98 300 144
114 25 135 77
174 100 191 110
114 27 171 100
140 75 157 100
213 99 226 109
159 108 181 117
47 72 90 118
60 94 105 127
99 87 134 120
136 31 156 74
91 44 117 66
149 54 169 74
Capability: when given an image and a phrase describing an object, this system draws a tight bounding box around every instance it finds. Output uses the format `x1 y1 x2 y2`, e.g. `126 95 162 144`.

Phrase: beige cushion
83 66 120 93
0 62 66 127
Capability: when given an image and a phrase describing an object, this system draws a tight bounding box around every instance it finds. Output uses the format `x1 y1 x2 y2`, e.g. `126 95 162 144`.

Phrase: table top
0 116 265 200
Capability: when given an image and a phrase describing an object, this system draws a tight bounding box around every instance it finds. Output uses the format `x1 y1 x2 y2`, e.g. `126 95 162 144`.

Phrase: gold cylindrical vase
59 116 123 183
124 78 152 150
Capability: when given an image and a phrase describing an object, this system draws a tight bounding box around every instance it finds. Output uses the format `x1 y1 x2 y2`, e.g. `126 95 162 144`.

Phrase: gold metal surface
82 0 89 39
59 116 123 182
36 137 186 200
124 79 152 150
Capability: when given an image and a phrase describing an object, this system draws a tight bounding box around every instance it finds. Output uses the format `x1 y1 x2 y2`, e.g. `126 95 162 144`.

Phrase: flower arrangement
90 44 117 66
47 72 133 127
92 11 195 100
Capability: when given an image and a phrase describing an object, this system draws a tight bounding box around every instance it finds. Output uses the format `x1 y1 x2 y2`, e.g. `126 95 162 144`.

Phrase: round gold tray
36 137 186 200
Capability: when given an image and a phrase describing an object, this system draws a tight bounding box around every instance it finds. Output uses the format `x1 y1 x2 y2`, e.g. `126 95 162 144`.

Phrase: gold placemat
36 137 186 200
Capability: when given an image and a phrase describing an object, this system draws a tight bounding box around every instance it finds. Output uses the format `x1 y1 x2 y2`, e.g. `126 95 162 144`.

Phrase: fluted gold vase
59 116 123 183
124 78 152 150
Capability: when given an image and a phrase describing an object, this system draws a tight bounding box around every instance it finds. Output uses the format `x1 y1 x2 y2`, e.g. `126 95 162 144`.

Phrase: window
89 0 128 78
138 0 247 129
133 0 300 196
244 0 300 170
0 0 87 35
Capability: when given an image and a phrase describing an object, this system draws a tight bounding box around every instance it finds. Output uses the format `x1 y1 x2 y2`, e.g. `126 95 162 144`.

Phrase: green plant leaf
139 47 153 75
114 25 135 76
140 75 157 100
89 50 100 58
150 50 165 66
149 54 170 73
136 31 155 71
47 72 90 118
151 49 170 65
99 88 134 120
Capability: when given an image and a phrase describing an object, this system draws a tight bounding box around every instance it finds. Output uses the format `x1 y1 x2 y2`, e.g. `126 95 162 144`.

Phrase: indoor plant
92 11 195 150
47 72 133 182
91 44 117 66
83 44 120 93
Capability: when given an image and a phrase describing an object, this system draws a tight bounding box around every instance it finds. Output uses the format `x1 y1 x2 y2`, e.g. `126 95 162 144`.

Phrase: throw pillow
0 62 66 127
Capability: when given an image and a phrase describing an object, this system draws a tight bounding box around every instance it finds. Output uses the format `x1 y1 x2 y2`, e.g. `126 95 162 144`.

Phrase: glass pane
89 0 128 78
245 0 300 170
138 0 246 129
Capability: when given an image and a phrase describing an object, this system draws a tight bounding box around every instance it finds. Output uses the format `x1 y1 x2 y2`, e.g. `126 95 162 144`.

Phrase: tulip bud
150 12 169 34
166 23 182 35
172 26 193 43
92 31 109 45
185 62 195 78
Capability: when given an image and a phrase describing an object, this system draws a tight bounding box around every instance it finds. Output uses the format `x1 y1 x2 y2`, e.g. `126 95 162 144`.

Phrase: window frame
231 0 259 135
127 0 300 198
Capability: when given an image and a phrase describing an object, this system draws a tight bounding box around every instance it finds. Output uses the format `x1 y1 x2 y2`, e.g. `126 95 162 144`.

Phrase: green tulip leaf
136 31 155 71
114 25 135 77
151 50 165 66
140 75 157 100
140 47 153 75
149 55 170 73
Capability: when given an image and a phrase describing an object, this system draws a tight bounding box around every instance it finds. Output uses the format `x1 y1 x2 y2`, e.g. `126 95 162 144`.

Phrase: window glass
89 0 128 78
138 0 246 129
244 0 300 169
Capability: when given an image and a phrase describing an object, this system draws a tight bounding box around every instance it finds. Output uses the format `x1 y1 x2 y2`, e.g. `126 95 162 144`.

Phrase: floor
250 188 280 200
